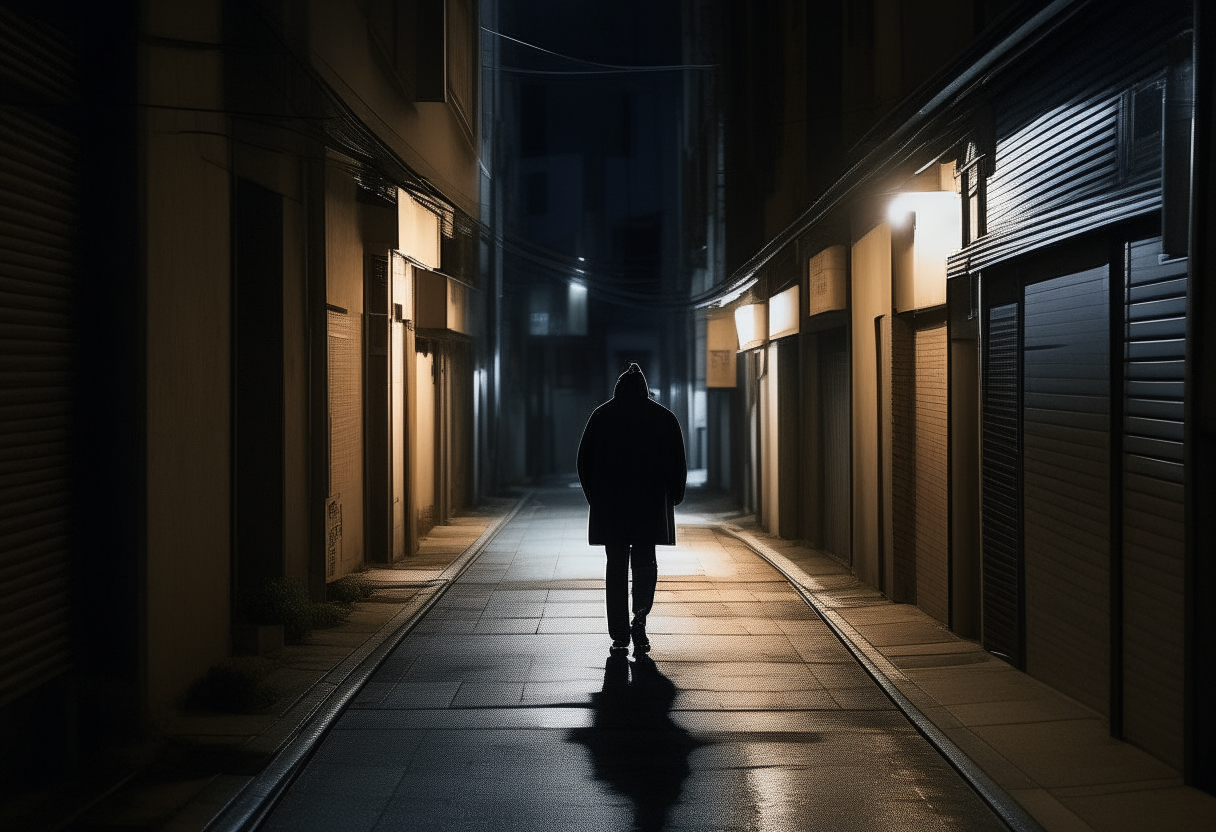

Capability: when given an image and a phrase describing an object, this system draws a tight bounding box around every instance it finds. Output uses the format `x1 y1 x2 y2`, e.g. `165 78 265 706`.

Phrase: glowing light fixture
734 303 768 352
767 286 799 340
888 190 961 312
567 280 587 335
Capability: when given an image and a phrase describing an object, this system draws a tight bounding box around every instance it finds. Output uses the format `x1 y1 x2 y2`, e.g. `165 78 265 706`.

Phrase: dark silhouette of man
577 363 687 654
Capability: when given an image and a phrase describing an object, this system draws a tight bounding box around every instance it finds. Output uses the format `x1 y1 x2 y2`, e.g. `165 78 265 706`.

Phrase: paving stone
261 489 1013 831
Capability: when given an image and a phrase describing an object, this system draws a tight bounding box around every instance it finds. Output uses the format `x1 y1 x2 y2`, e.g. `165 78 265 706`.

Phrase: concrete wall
142 0 232 709
306 0 480 217
283 192 310 582
326 165 365 574
415 351 436 532
231 144 311 584
761 343 779 533
851 222 892 588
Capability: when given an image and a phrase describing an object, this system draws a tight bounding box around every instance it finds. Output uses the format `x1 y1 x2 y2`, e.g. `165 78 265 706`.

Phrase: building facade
709 0 1216 789
0 0 491 784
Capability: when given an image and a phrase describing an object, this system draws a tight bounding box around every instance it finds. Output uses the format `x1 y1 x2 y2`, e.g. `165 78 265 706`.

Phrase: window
367 0 446 103
959 140 988 245
1122 79 1165 179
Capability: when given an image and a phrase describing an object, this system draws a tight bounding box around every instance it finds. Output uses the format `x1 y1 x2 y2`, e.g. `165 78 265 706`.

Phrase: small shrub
240 577 314 642
327 573 375 604
184 661 276 714
240 577 356 643
310 601 352 628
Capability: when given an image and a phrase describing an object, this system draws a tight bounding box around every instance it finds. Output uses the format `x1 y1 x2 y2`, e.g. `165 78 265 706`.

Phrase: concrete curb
200 491 534 832
722 525 1047 832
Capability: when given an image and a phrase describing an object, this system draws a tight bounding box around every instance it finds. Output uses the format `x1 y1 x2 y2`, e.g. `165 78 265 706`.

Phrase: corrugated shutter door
1022 267 1110 715
914 323 949 624
982 302 1022 664
1121 237 1185 768
328 309 362 579
0 9 77 706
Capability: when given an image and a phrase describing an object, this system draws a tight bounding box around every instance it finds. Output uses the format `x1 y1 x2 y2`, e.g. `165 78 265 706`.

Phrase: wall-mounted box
808 245 847 316
706 314 737 388
391 251 413 322
415 268 468 334
768 285 799 340
398 187 440 269
735 303 768 352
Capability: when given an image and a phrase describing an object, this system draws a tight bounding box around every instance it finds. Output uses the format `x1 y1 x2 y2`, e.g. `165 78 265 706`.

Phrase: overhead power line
481 27 715 73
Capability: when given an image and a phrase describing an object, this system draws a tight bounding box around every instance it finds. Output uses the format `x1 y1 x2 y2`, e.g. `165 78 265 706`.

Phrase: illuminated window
958 141 988 245
529 311 550 336
529 287 551 336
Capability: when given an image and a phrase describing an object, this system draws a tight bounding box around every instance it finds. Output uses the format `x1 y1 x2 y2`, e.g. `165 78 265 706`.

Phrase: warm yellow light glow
888 190 961 312
734 303 767 351
887 190 959 227
767 285 799 340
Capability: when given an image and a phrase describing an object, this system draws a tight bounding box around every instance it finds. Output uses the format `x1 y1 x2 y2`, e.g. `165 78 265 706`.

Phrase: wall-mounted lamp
768 286 799 340
887 190 961 312
567 280 587 335
734 303 768 352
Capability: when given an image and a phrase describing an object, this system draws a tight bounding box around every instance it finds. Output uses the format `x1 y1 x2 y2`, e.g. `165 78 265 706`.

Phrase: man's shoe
610 638 630 654
631 618 650 654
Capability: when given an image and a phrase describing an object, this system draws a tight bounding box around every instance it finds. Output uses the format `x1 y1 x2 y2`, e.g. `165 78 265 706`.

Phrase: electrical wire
480 27 716 73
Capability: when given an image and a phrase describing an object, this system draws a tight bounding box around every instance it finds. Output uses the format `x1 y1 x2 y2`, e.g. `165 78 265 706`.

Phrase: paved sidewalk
724 519 1216 832
261 488 1011 831
44 495 524 832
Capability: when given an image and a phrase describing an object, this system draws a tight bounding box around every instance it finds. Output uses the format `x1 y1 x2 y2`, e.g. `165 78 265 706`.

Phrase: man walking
577 363 687 654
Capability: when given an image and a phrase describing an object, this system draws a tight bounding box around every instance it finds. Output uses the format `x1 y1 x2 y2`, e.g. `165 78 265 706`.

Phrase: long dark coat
577 368 687 546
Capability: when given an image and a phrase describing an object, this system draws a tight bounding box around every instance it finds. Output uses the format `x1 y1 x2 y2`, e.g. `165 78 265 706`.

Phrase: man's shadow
568 654 704 832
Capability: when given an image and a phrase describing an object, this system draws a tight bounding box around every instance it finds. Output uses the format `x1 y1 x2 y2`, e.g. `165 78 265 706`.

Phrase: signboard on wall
397 188 440 269
707 314 737 387
808 245 847 315
325 494 342 579
768 285 799 340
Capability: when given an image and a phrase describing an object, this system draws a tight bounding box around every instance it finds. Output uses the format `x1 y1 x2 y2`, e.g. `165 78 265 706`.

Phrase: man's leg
629 543 657 651
604 544 631 646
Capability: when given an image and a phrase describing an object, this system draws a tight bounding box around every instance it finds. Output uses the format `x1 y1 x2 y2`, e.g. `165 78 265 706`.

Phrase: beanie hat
613 362 649 399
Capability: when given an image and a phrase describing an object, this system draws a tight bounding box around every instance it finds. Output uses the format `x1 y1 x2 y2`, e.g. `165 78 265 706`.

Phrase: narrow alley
260 488 1010 832
4 1 1216 830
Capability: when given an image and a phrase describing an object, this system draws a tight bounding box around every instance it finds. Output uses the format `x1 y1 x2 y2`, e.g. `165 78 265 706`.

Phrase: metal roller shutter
1121 237 1185 767
0 7 77 707
914 323 949 625
328 309 362 579
982 302 1022 665
1022 266 1110 715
